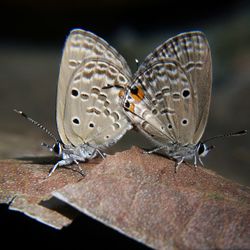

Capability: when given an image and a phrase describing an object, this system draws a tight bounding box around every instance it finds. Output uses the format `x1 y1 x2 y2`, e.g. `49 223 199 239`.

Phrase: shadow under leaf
15 155 59 165
39 196 79 220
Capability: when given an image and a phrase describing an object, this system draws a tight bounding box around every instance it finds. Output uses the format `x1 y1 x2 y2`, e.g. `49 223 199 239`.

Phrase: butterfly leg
194 155 198 168
84 143 106 159
95 148 106 159
143 145 168 154
198 156 204 167
174 157 184 173
143 148 158 154
48 158 74 177
73 159 85 176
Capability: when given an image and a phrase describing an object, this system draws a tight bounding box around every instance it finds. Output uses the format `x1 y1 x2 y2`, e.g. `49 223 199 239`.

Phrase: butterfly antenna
203 130 247 143
14 109 58 143
135 58 139 70
40 142 54 151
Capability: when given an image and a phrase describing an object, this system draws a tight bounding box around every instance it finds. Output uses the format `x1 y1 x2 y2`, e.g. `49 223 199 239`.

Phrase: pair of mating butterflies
16 29 246 176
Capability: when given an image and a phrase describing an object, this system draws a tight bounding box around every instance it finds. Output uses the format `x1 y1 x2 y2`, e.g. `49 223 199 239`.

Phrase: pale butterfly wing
63 58 132 149
135 31 212 144
124 58 197 146
57 29 132 145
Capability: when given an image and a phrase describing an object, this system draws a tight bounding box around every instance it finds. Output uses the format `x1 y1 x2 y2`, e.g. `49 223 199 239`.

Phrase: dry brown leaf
0 157 100 229
1 147 250 249
53 147 250 249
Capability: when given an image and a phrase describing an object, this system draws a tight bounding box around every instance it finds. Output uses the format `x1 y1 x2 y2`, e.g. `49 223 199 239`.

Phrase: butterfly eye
198 143 205 155
52 142 62 155
198 143 212 157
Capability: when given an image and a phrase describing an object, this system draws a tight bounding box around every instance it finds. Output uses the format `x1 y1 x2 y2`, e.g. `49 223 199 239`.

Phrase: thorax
163 143 197 160
62 144 97 160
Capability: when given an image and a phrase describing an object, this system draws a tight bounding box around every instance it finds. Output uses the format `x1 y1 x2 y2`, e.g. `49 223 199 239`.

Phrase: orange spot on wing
119 89 125 98
131 86 145 102
128 103 135 113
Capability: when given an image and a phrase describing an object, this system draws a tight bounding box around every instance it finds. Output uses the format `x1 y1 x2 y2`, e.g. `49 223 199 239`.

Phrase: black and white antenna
14 109 58 143
203 130 247 144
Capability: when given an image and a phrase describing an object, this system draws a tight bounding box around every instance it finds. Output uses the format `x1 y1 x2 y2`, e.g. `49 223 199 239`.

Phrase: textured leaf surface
53 147 250 249
0 148 249 249
0 157 98 229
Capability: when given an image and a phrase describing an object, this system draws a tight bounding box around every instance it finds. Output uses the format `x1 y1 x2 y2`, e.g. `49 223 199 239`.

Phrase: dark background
0 0 249 249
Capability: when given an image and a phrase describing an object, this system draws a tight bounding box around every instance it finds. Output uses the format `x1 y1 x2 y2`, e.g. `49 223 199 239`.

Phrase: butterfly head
41 141 63 157
52 142 63 156
197 130 247 158
13 110 65 157
196 142 214 158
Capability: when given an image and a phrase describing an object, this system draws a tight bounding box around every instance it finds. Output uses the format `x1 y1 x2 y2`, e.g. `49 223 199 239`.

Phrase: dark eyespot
130 86 138 95
181 119 188 125
89 123 95 128
182 89 190 98
73 118 80 125
168 124 173 129
71 89 79 97
125 101 130 108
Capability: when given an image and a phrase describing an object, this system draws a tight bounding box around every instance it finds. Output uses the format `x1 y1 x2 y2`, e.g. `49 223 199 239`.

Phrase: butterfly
15 29 133 176
106 31 246 171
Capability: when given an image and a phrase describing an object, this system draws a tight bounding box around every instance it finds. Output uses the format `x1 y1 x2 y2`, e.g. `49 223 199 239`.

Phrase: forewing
136 31 212 143
57 29 132 144
124 59 196 145
63 59 132 148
